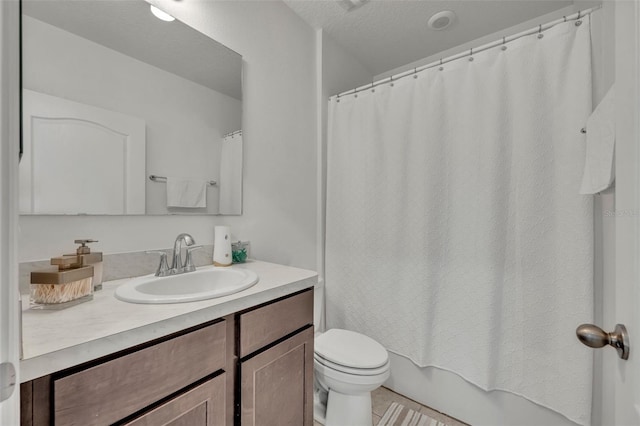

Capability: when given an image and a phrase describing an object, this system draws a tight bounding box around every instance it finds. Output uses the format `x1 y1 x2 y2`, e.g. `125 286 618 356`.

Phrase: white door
593 1 640 424
0 0 22 424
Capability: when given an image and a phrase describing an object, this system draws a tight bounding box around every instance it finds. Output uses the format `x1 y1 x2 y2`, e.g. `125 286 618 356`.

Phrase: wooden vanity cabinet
20 287 314 426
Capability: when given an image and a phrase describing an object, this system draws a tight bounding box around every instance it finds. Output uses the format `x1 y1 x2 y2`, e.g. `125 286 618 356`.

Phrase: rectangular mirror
20 0 243 215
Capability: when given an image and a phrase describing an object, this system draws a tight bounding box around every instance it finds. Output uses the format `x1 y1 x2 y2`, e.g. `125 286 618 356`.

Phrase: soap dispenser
213 226 232 267
65 239 104 291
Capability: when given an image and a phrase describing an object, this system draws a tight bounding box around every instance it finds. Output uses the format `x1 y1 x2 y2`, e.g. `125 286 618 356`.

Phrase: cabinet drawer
124 374 226 426
239 289 313 357
54 321 226 425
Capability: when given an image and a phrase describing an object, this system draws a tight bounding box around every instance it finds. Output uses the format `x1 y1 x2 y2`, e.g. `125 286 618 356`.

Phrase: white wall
19 1 318 272
22 15 241 216
322 32 374 99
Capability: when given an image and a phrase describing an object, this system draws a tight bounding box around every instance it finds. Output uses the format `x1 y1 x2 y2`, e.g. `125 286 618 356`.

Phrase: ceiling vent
336 0 370 12
428 10 456 30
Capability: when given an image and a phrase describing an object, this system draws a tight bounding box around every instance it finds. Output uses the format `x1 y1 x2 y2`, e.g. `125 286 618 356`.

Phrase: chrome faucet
147 233 201 277
170 233 198 274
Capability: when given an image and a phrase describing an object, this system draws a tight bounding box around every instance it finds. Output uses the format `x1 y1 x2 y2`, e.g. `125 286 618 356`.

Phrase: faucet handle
183 245 203 273
146 251 170 277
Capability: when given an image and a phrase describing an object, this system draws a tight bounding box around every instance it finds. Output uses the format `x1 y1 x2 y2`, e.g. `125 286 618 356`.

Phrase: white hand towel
166 177 207 208
579 85 615 194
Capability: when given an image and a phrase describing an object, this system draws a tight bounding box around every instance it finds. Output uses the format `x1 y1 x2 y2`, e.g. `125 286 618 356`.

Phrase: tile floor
314 386 468 426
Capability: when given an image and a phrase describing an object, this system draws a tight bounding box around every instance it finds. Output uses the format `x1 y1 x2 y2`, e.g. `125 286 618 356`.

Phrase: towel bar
149 174 217 186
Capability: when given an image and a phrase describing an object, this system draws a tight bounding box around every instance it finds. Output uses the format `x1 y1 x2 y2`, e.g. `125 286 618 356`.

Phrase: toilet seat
314 329 389 370
314 353 390 376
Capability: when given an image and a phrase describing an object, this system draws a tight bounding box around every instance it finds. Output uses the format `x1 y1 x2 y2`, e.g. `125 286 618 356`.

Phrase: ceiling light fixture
428 10 456 31
336 0 370 12
150 5 175 22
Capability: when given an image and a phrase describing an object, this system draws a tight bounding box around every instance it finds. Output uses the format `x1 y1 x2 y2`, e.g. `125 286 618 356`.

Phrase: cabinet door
240 326 313 426
124 374 226 426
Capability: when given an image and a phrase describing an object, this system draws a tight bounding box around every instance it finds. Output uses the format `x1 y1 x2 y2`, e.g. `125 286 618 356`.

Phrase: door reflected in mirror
20 0 243 215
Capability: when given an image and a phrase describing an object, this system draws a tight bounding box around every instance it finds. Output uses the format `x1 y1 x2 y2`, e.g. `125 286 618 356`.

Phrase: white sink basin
115 266 259 304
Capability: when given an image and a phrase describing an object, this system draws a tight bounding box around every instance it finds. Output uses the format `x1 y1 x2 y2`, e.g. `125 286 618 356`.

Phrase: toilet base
314 379 328 424
325 390 373 426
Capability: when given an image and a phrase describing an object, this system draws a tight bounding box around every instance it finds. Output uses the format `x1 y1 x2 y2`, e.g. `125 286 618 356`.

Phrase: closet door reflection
20 90 145 215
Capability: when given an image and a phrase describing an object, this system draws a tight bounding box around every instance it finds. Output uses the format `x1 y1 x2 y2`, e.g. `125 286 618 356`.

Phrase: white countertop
20 260 317 382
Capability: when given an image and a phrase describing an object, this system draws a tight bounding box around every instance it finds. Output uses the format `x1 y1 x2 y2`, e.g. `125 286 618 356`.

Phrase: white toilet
314 329 390 426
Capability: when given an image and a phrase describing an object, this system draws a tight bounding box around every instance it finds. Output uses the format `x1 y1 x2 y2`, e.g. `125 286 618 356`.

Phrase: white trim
315 27 326 332
0 0 22 423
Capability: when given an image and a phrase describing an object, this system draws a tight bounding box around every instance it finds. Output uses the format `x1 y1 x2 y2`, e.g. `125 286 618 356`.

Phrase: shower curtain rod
334 5 602 99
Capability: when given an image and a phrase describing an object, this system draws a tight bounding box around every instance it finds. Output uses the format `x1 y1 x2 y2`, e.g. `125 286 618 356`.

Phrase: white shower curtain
219 132 243 214
326 16 593 425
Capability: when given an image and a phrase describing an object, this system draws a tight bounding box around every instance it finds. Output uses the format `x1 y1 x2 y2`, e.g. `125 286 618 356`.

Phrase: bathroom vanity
19 261 316 425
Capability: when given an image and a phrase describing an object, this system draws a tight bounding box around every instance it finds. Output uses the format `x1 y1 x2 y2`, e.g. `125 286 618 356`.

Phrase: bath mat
377 402 448 426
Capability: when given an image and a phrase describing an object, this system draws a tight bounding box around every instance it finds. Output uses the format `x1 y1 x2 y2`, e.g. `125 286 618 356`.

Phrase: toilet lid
315 329 388 369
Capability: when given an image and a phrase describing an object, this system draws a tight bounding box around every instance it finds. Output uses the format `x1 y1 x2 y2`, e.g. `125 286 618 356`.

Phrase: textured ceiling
283 0 574 76
23 0 242 100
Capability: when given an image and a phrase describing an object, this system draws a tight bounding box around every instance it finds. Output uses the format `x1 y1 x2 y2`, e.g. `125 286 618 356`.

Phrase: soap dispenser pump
65 239 104 291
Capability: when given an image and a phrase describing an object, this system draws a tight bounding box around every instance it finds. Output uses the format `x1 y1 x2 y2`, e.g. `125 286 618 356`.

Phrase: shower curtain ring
502 36 507 51
414 68 418 79
469 48 474 61
389 76 394 87
439 58 444 71
538 24 544 39
371 82 375 93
